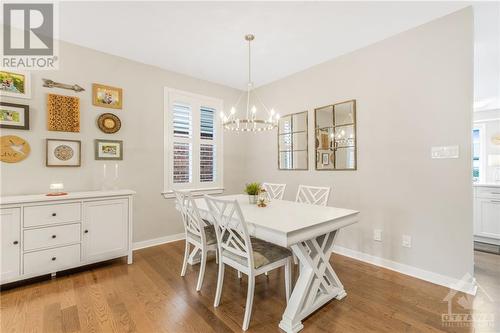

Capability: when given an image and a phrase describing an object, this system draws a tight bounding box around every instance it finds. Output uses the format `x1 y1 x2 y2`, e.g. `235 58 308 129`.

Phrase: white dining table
194 194 359 333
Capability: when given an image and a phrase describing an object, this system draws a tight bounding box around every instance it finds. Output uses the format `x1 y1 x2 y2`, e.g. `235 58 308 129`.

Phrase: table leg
279 230 345 333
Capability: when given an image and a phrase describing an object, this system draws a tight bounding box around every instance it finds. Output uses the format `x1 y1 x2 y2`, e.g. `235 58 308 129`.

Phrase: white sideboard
0 190 134 285
473 184 500 245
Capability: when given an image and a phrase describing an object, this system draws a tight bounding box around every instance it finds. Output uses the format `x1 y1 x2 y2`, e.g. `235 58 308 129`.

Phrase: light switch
431 145 459 159
402 235 412 248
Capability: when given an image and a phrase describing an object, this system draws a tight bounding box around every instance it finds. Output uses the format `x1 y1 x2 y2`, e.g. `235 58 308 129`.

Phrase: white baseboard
333 245 477 295
133 233 185 251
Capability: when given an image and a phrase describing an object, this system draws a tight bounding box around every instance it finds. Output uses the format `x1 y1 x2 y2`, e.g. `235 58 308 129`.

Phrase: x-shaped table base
279 230 345 333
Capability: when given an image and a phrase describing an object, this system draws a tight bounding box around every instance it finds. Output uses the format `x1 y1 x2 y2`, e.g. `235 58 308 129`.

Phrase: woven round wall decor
97 113 121 134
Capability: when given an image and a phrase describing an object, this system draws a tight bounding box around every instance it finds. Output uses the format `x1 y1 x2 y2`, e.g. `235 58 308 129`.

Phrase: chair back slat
295 185 331 206
174 190 207 244
262 182 287 200
204 196 253 268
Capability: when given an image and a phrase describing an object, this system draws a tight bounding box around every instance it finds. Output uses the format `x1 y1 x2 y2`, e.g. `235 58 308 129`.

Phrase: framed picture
0 70 31 99
322 153 329 165
0 102 29 130
46 139 81 167
92 84 122 109
95 139 123 160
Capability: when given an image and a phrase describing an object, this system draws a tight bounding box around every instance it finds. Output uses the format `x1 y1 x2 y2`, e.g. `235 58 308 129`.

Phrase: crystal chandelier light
221 34 280 132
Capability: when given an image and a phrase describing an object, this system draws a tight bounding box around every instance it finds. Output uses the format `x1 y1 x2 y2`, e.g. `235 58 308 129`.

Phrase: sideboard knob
52 235 57 239
51 257 56 261
13 240 19 245
51 213 57 217
84 230 89 234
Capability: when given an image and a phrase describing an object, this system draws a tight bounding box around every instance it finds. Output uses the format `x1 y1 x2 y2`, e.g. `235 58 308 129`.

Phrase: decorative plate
97 113 121 134
0 135 31 163
54 145 74 161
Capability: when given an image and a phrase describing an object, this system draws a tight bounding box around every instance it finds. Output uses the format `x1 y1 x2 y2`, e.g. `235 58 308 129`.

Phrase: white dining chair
204 195 292 331
293 185 331 265
174 190 218 292
295 185 331 206
262 182 287 200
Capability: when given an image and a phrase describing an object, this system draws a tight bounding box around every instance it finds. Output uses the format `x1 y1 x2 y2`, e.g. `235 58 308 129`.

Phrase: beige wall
242 8 474 280
0 7 475 282
0 41 245 243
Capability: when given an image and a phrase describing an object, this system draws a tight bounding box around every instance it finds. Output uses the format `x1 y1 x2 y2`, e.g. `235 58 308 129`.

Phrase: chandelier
220 34 280 132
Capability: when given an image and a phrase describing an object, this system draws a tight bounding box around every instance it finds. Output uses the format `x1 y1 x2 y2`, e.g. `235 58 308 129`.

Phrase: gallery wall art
95 139 123 160
46 139 81 167
92 84 123 109
47 93 80 132
0 102 29 130
0 135 31 163
97 113 121 134
0 70 31 99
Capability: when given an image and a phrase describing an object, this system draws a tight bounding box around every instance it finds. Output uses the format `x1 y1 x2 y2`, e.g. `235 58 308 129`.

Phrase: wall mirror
314 100 356 170
278 111 308 170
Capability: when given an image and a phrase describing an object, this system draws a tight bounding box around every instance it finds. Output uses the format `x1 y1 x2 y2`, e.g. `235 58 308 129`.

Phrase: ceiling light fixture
221 34 279 132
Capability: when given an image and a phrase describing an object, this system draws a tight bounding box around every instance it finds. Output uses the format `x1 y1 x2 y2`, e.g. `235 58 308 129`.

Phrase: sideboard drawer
23 244 80 276
24 203 81 228
24 223 81 251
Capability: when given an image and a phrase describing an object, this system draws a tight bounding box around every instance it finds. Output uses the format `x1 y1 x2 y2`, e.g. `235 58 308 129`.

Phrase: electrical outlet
402 235 412 248
373 229 382 242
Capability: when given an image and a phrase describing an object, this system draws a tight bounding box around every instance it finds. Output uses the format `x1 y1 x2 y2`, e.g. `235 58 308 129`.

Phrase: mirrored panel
278 111 308 170
314 100 357 170
315 105 334 129
279 115 292 134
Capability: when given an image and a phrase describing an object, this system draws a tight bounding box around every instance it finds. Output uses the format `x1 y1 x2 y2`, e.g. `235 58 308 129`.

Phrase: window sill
161 187 224 199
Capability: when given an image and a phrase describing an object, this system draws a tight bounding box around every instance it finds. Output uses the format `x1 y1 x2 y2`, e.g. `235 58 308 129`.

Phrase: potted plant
244 182 261 204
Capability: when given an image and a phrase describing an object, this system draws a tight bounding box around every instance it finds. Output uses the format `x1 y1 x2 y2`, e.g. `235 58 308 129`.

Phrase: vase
248 194 258 204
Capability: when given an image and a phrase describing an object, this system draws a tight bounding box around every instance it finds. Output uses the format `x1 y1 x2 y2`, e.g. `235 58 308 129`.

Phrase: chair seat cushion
224 237 292 269
188 224 217 245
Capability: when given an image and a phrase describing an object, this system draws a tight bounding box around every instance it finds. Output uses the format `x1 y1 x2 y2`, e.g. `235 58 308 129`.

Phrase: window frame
163 87 224 198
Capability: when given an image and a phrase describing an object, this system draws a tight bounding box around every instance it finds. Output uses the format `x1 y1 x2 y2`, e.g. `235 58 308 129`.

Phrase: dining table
194 194 359 333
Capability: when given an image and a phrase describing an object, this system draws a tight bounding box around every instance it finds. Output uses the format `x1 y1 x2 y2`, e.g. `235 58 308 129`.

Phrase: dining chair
262 182 287 200
174 190 218 292
295 185 331 206
293 185 331 265
204 195 292 331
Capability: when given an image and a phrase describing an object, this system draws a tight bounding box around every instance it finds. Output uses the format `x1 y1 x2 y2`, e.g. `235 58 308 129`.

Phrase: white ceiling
59 2 473 90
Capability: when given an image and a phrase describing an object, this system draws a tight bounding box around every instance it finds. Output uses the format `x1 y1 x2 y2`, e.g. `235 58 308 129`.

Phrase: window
164 88 223 196
472 123 486 183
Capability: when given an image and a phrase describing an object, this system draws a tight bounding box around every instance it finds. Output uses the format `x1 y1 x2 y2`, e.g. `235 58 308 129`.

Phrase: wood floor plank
61 305 81 333
1 242 498 333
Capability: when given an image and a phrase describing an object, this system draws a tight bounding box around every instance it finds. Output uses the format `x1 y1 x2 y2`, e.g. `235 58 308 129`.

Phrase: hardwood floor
1 242 499 333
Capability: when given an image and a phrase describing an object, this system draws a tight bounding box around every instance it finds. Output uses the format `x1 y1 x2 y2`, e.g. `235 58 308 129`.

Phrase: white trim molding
161 187 224 199
333 245 477 295
133 233 185 251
